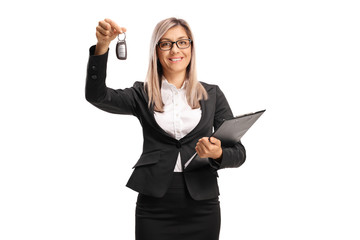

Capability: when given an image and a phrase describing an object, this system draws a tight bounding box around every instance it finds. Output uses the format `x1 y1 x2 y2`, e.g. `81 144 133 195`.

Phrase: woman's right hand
95 18 127 55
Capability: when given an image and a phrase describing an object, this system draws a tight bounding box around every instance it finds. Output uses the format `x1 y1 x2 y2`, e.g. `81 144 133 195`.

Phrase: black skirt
136 173 221 240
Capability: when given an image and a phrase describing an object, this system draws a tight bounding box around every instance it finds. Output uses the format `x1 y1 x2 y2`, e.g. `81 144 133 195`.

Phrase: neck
163 71 186 89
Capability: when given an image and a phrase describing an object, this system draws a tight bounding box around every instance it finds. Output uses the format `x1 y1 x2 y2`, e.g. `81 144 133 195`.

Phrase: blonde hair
145 17 208 112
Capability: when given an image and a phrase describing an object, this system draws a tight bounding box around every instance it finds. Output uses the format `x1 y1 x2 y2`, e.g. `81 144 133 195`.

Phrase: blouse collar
161 78 188 91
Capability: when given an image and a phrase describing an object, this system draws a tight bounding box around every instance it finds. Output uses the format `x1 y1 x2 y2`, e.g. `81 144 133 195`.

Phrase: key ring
118 32 126 41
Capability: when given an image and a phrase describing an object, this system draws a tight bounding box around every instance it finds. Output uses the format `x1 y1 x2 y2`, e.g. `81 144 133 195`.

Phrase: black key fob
116 33 127 60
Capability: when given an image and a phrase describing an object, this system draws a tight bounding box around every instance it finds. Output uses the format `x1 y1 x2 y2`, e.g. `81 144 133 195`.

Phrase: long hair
145 17 208 112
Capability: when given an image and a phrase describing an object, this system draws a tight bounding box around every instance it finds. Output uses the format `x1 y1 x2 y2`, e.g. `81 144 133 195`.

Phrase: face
156 26 192 77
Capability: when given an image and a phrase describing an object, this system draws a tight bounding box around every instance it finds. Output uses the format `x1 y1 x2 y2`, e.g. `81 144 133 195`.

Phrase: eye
178 40 188 46
159 41 171 48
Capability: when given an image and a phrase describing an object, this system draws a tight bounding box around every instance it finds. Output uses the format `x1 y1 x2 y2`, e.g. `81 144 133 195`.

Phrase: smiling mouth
169 57 183 62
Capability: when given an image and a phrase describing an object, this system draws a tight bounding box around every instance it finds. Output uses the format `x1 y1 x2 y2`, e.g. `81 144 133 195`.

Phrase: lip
168 57 184 63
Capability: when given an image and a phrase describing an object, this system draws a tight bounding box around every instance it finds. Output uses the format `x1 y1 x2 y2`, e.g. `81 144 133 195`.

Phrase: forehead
161 26 188 40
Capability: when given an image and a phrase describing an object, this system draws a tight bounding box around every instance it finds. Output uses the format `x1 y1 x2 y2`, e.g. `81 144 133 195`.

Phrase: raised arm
85 19 138 116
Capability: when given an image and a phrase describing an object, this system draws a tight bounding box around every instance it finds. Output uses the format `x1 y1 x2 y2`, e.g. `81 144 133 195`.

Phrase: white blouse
154 79 202 172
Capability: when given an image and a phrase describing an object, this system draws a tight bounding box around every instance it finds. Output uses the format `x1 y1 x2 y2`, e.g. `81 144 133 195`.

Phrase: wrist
94 42 110 55
213 149 223 161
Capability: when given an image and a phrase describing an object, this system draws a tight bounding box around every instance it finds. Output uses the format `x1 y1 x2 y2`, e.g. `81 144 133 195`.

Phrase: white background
1 0 359 239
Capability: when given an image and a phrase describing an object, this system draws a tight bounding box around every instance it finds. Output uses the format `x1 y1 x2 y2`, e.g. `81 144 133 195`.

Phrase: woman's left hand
195 137 223 160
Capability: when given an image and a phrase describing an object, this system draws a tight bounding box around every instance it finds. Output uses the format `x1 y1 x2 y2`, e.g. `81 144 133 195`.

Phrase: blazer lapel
180 83 216 143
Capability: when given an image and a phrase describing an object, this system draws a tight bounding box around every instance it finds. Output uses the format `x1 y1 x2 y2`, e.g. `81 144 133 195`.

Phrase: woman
85 17 246 240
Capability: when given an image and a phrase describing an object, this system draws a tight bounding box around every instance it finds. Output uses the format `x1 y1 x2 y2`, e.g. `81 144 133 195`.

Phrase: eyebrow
160 36 189 41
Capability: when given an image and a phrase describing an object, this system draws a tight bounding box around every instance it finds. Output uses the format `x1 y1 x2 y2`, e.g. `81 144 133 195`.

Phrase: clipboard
184 109 266 170
210 109 266 146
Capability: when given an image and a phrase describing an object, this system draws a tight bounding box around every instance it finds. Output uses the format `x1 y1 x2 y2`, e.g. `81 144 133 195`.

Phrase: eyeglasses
157 39 192 51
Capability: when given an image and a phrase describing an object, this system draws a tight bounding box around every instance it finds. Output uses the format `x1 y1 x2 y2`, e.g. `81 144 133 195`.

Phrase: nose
170 43 180 54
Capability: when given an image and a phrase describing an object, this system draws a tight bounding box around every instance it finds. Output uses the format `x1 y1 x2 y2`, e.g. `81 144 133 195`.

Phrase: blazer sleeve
209 85 246 170
85 45 140 116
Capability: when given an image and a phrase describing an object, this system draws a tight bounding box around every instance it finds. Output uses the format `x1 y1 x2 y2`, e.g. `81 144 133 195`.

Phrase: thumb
209 137 221 146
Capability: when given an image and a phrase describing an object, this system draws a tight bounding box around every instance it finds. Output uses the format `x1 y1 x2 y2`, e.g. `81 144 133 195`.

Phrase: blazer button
91 65 97 71
176 142 181 148
91 75 97 80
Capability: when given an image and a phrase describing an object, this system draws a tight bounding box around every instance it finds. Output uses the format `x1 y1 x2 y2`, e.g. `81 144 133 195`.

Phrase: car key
116 32 127 60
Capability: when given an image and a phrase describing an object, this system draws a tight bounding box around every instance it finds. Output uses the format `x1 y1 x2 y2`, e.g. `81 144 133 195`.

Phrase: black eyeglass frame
157 39 192 51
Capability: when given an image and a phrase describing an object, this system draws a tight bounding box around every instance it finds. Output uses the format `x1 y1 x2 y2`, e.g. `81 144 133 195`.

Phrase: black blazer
85 46 246 200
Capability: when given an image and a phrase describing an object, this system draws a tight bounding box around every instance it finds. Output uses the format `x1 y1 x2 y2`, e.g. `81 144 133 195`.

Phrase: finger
195 145 206 157
104 18 126 34
95 31 106 39
200 138 213 148
96 29 112 42
198 137 208 144
96 25 110 36
98 20 119 37
197 140 210 152
98 20 111 31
